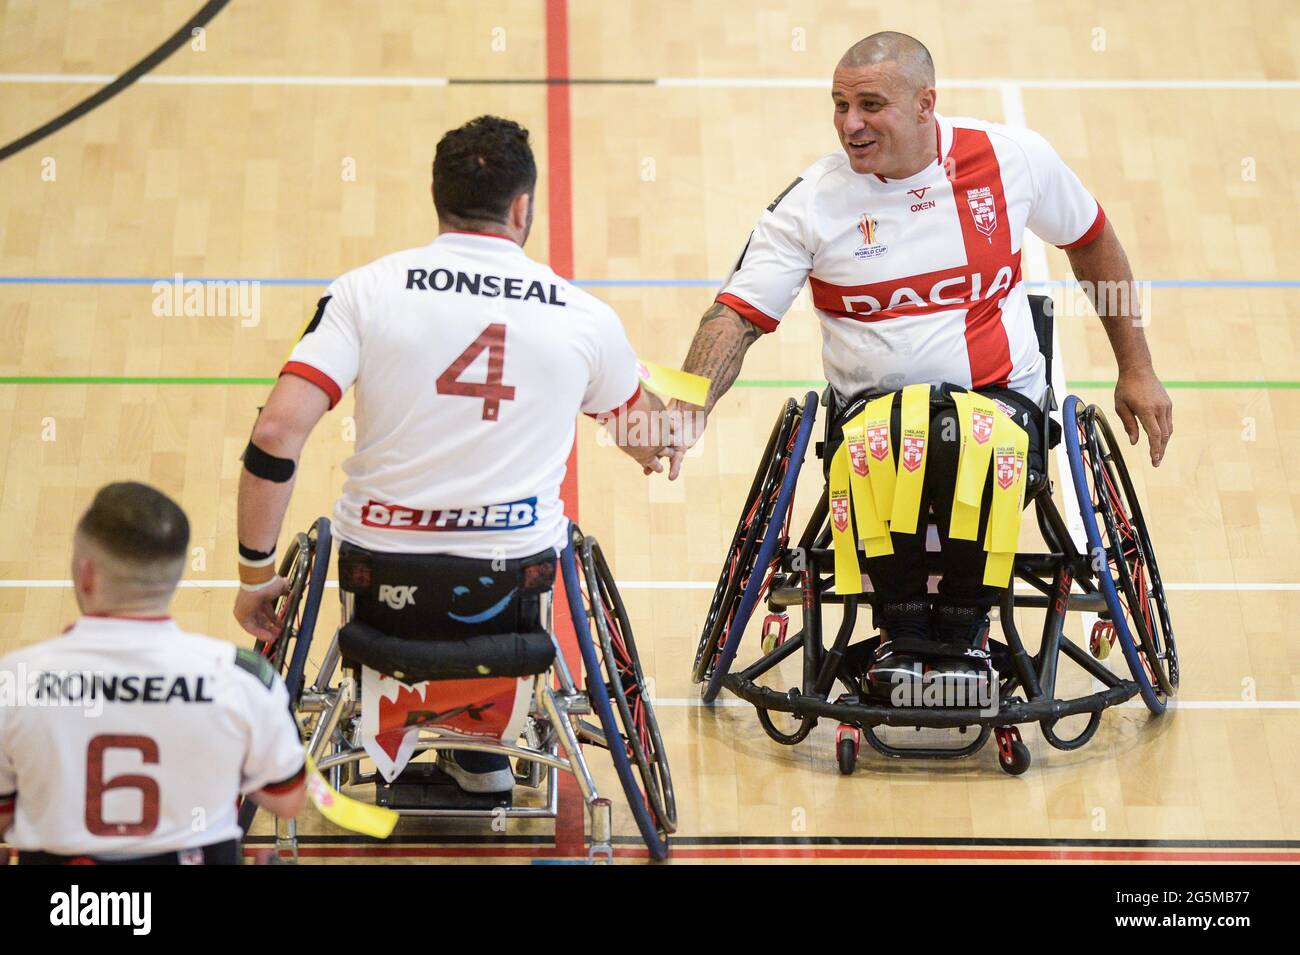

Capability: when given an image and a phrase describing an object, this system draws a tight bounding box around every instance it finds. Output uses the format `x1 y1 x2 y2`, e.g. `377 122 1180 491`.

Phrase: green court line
0 376 1297 390
733 378 1300 390
0 376 277 385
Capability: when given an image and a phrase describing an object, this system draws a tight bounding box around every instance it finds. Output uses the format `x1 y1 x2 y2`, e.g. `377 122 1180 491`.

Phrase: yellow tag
305 753 399 839
638 361 710 406
889 384 931 535
843 412 887 541
862 393 897 519
981 410 1030 587
949 392 1000 541
828 444 863 594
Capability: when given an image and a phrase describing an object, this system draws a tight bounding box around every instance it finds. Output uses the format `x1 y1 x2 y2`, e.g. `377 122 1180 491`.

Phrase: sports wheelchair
691 295 1178 775
240 521 675 862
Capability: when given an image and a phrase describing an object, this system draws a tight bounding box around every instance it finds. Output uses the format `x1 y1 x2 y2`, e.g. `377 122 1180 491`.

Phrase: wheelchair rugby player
669 33 1174 708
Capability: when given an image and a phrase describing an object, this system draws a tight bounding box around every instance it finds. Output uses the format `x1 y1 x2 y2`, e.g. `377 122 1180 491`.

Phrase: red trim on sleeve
715 292 780 333
0 793 16 812
260 765 306 795
280 361 342 409
585 383 642 420
1058 203 1106 250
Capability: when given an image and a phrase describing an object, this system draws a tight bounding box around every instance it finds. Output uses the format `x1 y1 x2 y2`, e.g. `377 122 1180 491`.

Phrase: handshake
593 393 709 481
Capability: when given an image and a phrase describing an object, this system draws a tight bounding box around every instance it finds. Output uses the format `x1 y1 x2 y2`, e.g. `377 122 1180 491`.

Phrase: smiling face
831 61 937 179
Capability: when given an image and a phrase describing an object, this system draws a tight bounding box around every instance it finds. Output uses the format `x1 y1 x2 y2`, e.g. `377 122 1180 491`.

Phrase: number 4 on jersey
436 323 516 421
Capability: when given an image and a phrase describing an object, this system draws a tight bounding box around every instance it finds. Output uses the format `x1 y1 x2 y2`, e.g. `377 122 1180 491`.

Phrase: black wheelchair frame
239 522 676 861
692 295 1179 775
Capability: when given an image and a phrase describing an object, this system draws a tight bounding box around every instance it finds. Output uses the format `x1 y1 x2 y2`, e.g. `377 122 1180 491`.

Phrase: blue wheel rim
1062 396 1165 714
284 517 332 708
561 527 669 860
704 391 819 703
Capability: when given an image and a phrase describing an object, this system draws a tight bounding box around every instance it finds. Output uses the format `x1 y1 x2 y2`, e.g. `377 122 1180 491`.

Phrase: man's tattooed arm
681 301 762 415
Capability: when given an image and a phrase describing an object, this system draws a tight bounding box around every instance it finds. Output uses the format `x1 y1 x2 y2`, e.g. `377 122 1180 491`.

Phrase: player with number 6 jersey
0 484 306 864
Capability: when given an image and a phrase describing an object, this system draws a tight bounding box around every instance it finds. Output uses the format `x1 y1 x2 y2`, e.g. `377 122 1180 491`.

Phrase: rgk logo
378 585 417 610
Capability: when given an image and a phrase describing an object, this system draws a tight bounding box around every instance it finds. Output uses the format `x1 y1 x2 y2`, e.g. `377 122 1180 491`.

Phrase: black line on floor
446 77 654 85
0 0 232 162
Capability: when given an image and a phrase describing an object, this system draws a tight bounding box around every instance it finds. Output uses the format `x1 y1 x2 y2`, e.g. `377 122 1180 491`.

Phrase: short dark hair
77 482 189 566
432 116 537 224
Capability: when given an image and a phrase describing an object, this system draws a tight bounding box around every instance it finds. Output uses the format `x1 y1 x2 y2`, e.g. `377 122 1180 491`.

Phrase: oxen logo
966 186 997 238
378 584 417 610
972 411 994 444
867 424 890 461
902 435 926 472
848 439 869 477
831 494 850 533
995 452 1023 490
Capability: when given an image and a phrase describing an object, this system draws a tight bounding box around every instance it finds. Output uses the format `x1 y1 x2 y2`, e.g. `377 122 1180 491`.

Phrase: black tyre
692 398 800 686
837 737 857 775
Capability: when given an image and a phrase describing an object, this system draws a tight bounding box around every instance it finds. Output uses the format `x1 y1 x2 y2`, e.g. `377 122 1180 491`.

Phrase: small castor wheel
836 724 860 775
760 612 789 655
995 726 1030 776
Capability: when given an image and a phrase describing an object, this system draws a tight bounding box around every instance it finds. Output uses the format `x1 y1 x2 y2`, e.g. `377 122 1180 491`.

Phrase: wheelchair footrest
374 762 514 811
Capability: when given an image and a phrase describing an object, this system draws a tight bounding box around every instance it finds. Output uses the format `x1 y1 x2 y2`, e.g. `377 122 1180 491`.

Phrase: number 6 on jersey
436 323 516 421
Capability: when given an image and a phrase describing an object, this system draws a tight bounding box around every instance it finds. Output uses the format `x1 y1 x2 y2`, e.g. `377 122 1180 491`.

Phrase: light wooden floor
2 0 1299 863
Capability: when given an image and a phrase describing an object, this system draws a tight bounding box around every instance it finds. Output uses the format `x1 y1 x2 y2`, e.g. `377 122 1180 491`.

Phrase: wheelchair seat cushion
339 619 556 682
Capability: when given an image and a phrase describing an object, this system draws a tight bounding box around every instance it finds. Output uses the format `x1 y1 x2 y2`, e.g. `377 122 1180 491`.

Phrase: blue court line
0 276 1298 289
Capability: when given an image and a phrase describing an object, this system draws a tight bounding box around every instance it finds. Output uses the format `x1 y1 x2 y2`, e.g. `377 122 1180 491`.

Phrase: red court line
544 0 585 856
240 845 1300 863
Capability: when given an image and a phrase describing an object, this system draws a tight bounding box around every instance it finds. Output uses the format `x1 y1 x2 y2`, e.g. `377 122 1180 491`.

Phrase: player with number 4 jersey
232 117 672 794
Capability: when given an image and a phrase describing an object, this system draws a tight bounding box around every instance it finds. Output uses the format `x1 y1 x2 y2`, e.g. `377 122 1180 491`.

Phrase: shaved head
839 31 935 92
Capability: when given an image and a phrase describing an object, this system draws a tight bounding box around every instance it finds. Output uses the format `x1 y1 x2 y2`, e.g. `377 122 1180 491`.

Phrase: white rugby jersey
717 113 1105 404
282 232 641 558
0 616 304 857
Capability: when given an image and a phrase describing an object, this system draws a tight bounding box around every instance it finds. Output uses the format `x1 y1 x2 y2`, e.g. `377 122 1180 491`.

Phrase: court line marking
4 74 1299 91
649 697 1300 710
2 276 1298 289
1 579 1296 590
1 376 1298 389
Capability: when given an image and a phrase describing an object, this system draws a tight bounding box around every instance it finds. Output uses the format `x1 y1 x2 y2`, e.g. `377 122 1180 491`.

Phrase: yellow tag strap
889 384 931 535
828 443 863 594
981 412 1030 588
862 392 897 520
950 392 1001 541
843 412 887 541
305 753 399 839
637 361 711 406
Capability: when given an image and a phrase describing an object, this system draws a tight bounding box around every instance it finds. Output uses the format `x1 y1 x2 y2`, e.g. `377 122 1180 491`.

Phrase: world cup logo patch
831 493 850 532
867 424 890 461
972 411 994 445
848 439 868 477
902 435 926 472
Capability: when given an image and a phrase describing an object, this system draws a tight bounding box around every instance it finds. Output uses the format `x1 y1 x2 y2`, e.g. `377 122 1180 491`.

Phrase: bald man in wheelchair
668 32 1172 688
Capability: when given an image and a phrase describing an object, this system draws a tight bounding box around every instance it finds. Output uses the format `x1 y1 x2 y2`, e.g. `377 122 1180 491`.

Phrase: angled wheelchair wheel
582 537 677 833
691 397 800 687
1064 396 1178 714
238 517 332 835
700 392 819 703
264 517 333 708
562 527 672 861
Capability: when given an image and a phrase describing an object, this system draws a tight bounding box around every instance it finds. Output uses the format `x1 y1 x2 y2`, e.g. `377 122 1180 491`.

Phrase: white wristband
239 577 279 594
237 552 277 569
